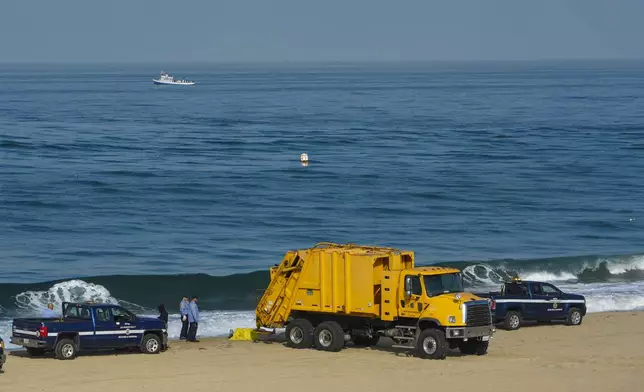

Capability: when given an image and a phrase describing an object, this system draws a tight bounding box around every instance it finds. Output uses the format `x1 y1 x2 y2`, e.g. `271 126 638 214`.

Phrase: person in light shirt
41 303 58 318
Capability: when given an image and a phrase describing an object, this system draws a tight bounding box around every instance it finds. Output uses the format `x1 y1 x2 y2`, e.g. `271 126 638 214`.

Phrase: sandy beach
1 312 642 392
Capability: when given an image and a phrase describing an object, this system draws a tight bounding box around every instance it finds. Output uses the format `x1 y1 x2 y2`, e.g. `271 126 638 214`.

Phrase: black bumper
10 336 48 349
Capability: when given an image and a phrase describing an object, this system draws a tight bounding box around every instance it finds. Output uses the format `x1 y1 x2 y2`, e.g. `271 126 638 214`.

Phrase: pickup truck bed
11 302 168 360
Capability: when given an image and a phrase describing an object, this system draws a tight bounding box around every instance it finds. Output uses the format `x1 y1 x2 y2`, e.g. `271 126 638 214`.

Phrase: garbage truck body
255 243 494 359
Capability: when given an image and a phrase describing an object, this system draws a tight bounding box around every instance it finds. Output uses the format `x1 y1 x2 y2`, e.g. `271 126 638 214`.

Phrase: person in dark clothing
158 304 168 325
187 296 199 342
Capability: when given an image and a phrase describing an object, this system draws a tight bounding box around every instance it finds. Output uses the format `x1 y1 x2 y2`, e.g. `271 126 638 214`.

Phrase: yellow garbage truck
255 242 494 359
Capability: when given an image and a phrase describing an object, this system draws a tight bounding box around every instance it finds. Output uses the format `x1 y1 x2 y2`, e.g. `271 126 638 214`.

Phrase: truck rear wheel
141 334 162 354
286 319 314 348
352 335 380 347
416 328 446 359
54 339 77 360
566 308 583 326
503 311 522 330
313 321 345 352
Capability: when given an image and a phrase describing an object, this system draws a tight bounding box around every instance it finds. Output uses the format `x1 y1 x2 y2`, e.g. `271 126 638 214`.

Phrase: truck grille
466 303 492 327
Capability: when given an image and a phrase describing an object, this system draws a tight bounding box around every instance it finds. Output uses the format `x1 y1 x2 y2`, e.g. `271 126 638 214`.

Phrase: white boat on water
153 71 195 85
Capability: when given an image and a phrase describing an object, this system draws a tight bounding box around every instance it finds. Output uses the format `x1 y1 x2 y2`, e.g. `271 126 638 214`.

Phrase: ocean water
1 61 643 347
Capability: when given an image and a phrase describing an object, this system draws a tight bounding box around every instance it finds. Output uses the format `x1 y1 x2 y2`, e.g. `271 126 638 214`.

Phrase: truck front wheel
313 321 345 352
54 339 77 360
141 334 162 354
416 329 446 360
566 308 583 326
286 319 314 348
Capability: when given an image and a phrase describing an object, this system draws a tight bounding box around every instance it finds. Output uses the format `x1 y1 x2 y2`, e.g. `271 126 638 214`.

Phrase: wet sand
0 312 642 392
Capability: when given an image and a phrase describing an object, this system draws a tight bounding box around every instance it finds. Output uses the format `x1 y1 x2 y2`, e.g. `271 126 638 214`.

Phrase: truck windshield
424 273 464 297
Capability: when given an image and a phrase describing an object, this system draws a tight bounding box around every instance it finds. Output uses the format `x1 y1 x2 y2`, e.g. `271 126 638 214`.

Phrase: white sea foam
14 279 118 316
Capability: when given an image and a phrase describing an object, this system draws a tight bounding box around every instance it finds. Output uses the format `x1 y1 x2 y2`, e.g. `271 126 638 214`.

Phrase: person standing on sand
179 296 190 340
187 296 199 342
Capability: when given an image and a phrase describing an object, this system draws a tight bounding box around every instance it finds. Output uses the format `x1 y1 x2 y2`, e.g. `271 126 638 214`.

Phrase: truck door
529 283 561 320
400 275 424 319
92 307 122 348
111 307 142 347
540 283 565 319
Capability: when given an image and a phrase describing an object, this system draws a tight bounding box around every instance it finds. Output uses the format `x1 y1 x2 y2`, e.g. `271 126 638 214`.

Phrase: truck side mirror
404 277 412 297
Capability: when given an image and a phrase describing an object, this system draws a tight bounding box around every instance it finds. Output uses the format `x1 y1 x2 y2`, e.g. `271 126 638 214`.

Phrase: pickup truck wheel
286 319 314 349
352 335 380 347
313 321 345 352
26 347 45 357
55 339 77 360
566 308 583 326
141 334 161 354
503 311 522 330
416 329 446 360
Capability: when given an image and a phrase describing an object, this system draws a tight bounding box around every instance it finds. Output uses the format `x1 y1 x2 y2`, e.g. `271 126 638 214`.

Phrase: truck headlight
448 316 456 323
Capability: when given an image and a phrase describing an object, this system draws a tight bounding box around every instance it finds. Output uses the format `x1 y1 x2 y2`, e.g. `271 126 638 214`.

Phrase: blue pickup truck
476 278 587 330
10 302 168 360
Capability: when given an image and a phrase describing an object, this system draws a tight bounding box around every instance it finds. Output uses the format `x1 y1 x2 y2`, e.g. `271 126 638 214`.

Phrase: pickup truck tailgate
13 318 47 338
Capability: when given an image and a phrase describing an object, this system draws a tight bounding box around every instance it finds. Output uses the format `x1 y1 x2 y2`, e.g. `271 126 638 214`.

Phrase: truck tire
352 335 380 347
141 334 162 354
474 341 489 355
416 328 446 360
458 340 476 354
54 339 77 360
503 311 522 330
26 347 45 357
565 307 583 326
286 319 314 349
313 321 345 352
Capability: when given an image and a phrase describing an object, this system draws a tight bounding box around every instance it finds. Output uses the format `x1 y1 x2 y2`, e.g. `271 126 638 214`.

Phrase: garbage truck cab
255 243 494 359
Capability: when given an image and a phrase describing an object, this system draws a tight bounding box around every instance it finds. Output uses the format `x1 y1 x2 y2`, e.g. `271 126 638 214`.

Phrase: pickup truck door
529 283 562 320
92 307 123 348
110 307 142 347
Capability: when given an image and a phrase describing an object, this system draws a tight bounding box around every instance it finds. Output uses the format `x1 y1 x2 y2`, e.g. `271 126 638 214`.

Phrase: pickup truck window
111 307 135 323
94 308 111 322
504 282 528 296
64 305 91 320
424 273 464 297
540 283 560 296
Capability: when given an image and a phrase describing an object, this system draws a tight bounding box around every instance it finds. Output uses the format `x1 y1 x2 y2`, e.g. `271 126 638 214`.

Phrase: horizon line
1 57 644 66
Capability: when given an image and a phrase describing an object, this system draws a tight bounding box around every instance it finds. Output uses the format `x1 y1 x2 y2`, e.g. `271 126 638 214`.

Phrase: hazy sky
1 0 643 63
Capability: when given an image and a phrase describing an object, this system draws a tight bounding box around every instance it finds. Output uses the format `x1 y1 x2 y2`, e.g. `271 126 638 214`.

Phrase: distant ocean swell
1 252 643 348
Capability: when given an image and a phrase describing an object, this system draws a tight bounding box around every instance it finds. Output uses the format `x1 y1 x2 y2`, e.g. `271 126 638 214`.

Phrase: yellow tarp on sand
228 328 259 341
